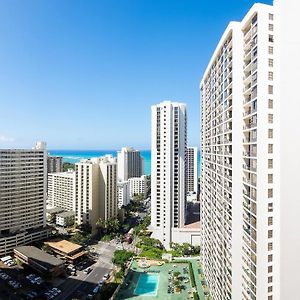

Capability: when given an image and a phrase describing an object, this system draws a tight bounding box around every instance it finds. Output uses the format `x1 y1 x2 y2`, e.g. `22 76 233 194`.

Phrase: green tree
112 250 134 270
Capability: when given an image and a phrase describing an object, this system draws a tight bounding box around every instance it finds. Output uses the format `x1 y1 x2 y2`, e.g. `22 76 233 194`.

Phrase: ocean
49 150 152 175
48 150 200 175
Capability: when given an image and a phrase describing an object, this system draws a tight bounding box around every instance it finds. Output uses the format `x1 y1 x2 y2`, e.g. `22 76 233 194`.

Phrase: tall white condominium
47 170 76 211
75 160 100 231
117 147 144 181
98 155 118 221
0 142 49 256
186 147 198 194
276 0 300 298
150 101 187 249
47 156 63 173
200 3 280 300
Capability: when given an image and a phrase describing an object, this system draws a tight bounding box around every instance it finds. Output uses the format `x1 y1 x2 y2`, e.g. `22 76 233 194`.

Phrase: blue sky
0 0 272 150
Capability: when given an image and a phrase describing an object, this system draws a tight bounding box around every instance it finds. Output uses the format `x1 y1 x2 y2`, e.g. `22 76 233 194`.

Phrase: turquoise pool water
134 273 159 296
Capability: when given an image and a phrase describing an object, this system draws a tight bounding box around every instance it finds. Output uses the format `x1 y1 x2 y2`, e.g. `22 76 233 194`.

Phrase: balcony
243 123 257 130
243 151 257 158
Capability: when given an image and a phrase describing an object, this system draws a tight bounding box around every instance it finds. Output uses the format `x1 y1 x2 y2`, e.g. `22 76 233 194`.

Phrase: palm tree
96 218 106 234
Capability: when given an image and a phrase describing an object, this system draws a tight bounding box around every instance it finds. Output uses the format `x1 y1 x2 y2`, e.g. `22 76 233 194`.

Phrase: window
268 72 273 80
268 129 273 139
268 144 273 154
268 159 273 169
269 99 273 109
269 35 274 42
269 24 274 31
268 296 273 300
268 114 273 123
269 59 274 67
268 188 273 198
268 216 273 225
268 265 273 273
268 174 273 183
268 255 273 263
268 242 273 251
268 202 273 212
269 46 273 54
269 13 274 20
268 85 273 94
268 230 273 238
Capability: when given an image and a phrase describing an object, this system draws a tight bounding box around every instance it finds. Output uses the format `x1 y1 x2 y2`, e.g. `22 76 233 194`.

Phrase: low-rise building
56 211 75 227
45 240 87 263
14 246 65 277
46 207 64 223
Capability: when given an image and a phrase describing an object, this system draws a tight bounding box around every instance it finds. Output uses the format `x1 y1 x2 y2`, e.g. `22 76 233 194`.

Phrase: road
56 242 116 300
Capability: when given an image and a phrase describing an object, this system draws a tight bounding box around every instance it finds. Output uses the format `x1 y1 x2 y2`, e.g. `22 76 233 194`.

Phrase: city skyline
0 0 272 150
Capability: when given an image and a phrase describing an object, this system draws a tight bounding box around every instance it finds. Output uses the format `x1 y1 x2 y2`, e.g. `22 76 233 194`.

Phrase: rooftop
45 239 82 255
56 211 75 218
14 246 64 270
46 207 64 214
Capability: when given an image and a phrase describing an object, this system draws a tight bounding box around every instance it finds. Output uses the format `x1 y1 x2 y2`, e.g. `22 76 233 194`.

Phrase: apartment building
0 142 49 256
47 156 63 173
150 101 187 249
276 0 300 298
47 170 76 211
128 175 148 198
117 147 144 181
98 155 118 221
117 181 130 208
186 146 198 195
200 3 277 300
75 160 100 231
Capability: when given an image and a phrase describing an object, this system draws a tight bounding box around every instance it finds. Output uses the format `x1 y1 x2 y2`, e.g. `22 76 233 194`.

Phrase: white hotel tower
200 3 279 300
150 101 187 249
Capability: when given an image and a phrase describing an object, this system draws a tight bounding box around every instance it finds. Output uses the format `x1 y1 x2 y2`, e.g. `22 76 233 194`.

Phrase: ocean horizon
49 149 201 176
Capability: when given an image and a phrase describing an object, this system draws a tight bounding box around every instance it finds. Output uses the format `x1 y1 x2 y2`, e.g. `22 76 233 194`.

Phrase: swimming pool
134 273 159 296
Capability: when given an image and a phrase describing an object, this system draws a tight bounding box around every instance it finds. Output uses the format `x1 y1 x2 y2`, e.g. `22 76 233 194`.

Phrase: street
56 242 116 300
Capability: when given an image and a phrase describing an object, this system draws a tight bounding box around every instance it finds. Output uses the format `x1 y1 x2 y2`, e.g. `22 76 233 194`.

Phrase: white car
103 273 109 281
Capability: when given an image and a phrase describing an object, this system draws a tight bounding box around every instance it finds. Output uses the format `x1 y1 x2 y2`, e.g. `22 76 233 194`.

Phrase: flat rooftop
47 207 64 214
14 246 64 270
56 211 75 218
45 240 82 255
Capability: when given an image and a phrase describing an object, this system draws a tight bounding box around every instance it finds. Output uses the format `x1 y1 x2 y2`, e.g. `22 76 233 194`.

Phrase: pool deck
115 259 207 300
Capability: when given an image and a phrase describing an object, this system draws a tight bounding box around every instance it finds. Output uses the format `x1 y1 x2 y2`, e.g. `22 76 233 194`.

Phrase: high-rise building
186 147 198 194
117 181 130 208
0 142 49 256
117 147 144 181
47 156 63 173
150 101 187 249
276 0 300 298
75 160 100 231
200 3 277 300
98 155 118 221
128 175 148 198
47 170 76 211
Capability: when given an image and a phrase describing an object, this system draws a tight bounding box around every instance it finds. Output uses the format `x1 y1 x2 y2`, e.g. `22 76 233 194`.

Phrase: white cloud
0 134 15 143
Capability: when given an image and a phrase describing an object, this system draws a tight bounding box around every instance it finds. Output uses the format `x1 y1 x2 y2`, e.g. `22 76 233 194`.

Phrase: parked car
103 273 109 281
83 267 92 274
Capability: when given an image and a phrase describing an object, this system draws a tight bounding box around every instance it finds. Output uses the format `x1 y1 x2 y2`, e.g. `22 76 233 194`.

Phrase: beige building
0 142 49 256
98 155 118 221
47 170 76 211
75 160 100 231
